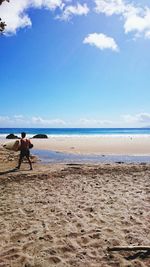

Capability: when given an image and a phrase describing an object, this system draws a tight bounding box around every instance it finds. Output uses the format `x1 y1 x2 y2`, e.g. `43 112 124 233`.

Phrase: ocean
0 128 150 137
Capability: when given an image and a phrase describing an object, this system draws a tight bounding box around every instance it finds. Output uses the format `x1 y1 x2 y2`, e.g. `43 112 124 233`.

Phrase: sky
0 0 150 128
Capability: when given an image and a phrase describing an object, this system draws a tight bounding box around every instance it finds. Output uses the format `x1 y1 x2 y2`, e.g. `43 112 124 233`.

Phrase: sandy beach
1 135 150 156
30 135 150 155
0 143 150 267
1 0 150 266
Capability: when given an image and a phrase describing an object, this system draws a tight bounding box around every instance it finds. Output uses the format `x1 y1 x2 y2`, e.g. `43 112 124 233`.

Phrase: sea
1 128 150 163
0 127 150 137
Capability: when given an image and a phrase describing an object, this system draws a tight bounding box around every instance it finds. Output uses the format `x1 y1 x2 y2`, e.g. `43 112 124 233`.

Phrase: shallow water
33 149 150 164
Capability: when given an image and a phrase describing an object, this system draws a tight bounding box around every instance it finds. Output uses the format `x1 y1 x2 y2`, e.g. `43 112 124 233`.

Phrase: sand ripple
0 155 150 266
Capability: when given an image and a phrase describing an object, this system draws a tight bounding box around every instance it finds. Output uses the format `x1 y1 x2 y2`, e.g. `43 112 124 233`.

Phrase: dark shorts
20 149 30 158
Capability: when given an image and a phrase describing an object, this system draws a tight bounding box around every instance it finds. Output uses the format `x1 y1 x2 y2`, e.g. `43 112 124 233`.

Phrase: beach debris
108 246 150 260
108 246 150 252
67 163 82 166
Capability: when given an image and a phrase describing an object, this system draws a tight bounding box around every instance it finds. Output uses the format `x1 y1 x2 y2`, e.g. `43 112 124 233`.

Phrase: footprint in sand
48 256 61 264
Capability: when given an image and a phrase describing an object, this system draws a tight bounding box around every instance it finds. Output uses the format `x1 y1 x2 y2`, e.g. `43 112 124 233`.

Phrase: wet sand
0 148 150 267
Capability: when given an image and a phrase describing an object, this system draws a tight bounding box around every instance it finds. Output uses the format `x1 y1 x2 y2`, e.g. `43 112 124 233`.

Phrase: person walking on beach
16 132 33 170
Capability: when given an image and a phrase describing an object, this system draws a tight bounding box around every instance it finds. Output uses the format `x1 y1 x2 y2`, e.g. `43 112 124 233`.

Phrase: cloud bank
0 0 89 34
0 115 113 127
95 0 150 39
0 115 67 127
1 113 150 127
56 2 89 21
122 113 150 124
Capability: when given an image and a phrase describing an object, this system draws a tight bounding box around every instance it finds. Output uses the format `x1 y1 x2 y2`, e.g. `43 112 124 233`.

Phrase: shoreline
0 133 150 138
1 135 150 156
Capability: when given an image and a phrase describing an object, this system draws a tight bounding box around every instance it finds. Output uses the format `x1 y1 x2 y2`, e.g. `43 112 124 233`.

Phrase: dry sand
30 135 150 155
0 147 150 267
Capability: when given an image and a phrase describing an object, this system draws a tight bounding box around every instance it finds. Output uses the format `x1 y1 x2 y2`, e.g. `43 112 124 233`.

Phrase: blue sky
0 0 150 127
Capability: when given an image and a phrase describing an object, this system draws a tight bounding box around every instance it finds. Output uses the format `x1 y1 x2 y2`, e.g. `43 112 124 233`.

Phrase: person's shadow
0 168 18 176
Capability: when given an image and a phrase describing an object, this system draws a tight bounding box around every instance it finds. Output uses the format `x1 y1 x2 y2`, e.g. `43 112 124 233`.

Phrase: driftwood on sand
108 246 150 261
108 246 150 252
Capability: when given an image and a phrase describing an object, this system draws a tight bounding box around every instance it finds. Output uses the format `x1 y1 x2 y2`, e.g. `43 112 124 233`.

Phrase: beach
0 136 150 267
1 0 150 265
30 135 150 155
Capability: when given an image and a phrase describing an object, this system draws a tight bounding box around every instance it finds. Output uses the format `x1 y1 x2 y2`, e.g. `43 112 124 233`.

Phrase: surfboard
3 140 20 151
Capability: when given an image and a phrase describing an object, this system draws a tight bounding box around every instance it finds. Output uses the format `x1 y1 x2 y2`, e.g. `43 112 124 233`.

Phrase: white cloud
0 0 32 34
0 0 88 34
0 115 66 127
31 0 64 10
0 115 113 127
122 113 150 124
57 2 89 21
145 30 150 39
124 8 150 38
94 0 150 39
1 114 150 127
14 115 25 119
31 116 66 126
83 33 119 51
79 118 113 126
0 115 10 123
95 0 127 16
2 0 150 40
94 0 140 18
